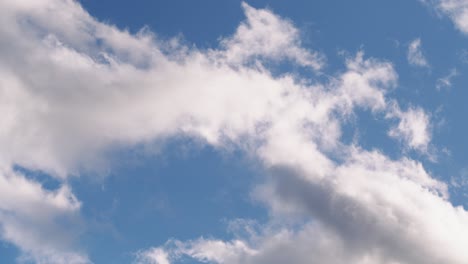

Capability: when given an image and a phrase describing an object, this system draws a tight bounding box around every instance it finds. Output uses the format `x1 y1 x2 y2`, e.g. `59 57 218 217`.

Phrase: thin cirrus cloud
0 1 465 264
436 68 458 90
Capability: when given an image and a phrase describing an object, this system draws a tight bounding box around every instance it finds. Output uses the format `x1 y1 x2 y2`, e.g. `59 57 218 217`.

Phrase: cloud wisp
407 38 430 68
436 68 458 90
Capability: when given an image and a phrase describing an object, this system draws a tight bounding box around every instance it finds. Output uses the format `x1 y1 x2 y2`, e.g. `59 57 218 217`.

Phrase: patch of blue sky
71 139 267 263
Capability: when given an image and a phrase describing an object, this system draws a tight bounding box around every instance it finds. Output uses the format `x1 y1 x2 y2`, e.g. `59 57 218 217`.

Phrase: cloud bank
0 1 463 264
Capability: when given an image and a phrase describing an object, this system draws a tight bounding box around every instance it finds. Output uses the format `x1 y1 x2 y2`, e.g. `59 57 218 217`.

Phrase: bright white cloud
387 104 432 153
0 167 87 264
136 238 256 264
407 38 430 67
0 1 462 264
0 1 329 261
138 146 468 264
137 248 171 264
219 2 325 70
1 0 331 179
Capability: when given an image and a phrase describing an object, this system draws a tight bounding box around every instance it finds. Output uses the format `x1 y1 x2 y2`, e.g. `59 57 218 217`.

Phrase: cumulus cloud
407 38 430 68
137 146 468 264
0 1 328 262
219 3 325 70
0 1 461 264
1 0 332 179
0 167 87 264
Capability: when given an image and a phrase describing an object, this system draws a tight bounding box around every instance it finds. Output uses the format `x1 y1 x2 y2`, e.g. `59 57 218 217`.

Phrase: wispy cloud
436 68 458 90
407 38 430 68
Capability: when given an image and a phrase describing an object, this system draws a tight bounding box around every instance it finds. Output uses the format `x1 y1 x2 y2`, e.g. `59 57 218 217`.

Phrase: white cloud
138 147 468 264
0 1 462 264
387 104 432 153
407 38 430 68
436 68 458 90
0 0 332 179
136 239 256 264
0 166 87 264
421 0 468 34
0 1 329 261
219 3 325 70
137 248 170 264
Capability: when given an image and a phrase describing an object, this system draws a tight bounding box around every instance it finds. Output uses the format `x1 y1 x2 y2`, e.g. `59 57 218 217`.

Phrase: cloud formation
387 104 432 153
0 1 463 264
422 0 468 34
220 2 325 70
0 167 87 264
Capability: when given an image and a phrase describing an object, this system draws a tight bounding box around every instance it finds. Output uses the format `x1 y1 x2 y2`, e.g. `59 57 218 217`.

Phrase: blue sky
2 0 468 263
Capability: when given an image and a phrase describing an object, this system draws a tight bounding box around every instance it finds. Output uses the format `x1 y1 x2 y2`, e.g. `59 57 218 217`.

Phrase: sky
2 0 468 263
